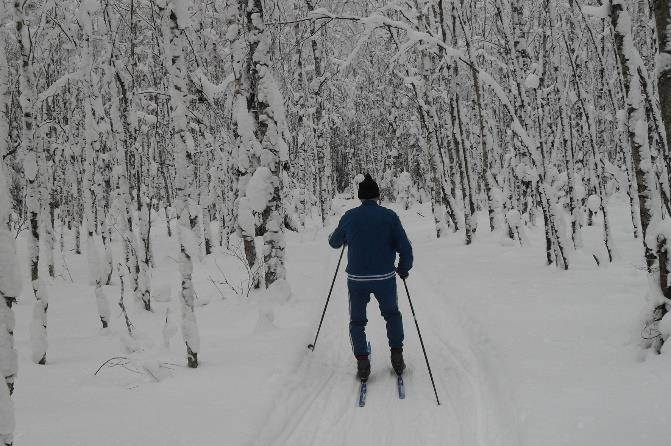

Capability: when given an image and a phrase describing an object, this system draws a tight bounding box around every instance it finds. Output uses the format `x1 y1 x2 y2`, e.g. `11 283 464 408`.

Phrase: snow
658 312 671 339
4 195 671 445
237 197 256 236
162 307 178 348
506 209 521 227
22 151 37 182
36 71 82 104
587 194 601 213
656 52 671 77
582 4 610 19
307 7 333 19
191 70 234 103
268 278 291 302
246 167 274 213
172 0 190 30
647 218 671 254
0 381 13 437
0 229 21 299
524 73 539 90
574 181 586 200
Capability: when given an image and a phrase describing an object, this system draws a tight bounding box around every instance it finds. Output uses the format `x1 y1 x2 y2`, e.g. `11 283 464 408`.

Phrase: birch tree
0 29 19 446
161 0 201 368
15 0 48 365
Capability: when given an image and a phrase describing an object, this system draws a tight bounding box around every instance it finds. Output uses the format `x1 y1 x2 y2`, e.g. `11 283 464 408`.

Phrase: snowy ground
9 194 671 445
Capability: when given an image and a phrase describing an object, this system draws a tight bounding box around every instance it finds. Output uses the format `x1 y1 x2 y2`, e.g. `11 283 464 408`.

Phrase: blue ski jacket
329 201 413 281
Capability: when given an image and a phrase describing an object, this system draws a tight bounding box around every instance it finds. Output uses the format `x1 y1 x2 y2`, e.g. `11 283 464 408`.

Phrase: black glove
397 269 409 280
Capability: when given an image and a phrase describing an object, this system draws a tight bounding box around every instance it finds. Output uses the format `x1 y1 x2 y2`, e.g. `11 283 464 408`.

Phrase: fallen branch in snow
93 357 130 376
208 275 226 300
93 357 175 382
60 251 73 282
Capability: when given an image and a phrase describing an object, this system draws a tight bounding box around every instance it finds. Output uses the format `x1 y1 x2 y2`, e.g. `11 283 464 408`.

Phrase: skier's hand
397 269 409 280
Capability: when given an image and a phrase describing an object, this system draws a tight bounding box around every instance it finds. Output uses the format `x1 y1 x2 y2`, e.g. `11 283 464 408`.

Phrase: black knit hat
358 174 380 200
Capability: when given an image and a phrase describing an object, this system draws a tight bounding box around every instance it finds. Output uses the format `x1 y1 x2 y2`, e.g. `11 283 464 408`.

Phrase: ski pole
307 245 345 351
402 278 440 406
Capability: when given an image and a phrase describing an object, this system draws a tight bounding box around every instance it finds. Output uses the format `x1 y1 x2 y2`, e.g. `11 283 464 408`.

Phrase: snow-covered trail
13 196 668 445
255 208 524 446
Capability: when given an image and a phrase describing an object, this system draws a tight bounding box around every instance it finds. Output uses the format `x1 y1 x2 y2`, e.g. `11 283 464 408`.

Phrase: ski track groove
417 267 525 446
272 369 337 446
254 241 522 446
412 275 488 446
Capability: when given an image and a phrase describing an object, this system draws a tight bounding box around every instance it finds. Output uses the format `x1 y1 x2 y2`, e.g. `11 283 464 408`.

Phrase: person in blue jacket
329 174 413 381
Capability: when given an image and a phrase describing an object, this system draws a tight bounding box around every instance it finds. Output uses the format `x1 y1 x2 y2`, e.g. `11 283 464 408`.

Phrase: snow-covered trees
0 0 670 377
231 0 289 289
161 0 201 368
610 0 658 270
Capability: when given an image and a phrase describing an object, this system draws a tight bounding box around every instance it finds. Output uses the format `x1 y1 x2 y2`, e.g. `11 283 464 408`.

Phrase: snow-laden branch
477 70 541 176
190 69 234 103
36 71 81 104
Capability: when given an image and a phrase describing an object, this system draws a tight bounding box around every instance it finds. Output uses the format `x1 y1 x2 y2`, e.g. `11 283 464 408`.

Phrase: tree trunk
655 0 671 152
0 51 18 443
162 2 201 368
15 1 48 365
611 0 666 350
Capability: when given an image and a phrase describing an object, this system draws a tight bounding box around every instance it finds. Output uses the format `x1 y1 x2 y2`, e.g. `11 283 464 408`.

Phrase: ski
396 374 405 399
358 380 368 407
357 342 371 407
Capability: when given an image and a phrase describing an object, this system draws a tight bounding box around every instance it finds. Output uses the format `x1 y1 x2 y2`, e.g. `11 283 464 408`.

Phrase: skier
328 173 413 381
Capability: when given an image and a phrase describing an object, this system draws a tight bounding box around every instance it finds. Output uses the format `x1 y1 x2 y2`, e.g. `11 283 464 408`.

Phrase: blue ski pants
348 277 404 357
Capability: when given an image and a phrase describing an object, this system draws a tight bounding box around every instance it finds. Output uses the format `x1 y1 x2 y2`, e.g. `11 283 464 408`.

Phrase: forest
1 0 671 444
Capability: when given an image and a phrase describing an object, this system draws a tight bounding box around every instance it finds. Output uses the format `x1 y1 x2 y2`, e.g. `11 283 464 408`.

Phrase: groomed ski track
254 206 525 446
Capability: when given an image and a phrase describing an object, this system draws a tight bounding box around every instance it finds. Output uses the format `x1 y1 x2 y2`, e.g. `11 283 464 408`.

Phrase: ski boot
356 355 371 382
391 348 405 375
